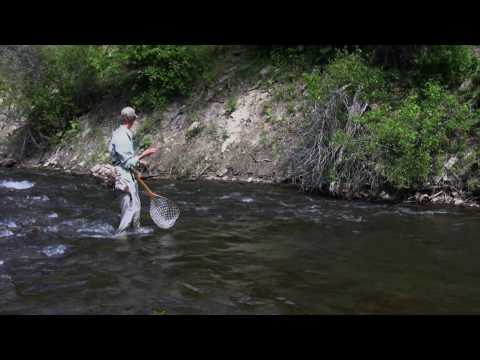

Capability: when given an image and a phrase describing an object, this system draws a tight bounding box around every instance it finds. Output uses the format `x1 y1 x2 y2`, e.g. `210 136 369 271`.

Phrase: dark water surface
1 168 480 314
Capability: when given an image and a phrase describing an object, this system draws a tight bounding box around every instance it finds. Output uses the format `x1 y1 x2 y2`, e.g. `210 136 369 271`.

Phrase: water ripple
0 230 14 238
41 245 68 257
0 180 35 190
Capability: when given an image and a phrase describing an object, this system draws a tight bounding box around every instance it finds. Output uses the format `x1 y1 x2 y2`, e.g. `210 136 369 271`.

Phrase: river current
1 168 479 314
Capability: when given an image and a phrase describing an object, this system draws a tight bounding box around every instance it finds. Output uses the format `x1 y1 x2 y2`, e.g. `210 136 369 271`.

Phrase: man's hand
139 159 149 170
139 147 157 160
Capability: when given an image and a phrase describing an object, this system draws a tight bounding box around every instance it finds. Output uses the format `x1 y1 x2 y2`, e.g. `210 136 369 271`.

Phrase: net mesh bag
150 195 180 229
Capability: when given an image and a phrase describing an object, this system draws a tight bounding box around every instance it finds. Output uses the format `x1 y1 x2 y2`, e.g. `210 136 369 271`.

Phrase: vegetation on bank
1 45 480 199
0 45 217 155
289 47 480 197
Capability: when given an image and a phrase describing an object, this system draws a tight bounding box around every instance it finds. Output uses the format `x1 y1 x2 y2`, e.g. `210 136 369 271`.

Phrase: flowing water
1 167 480 314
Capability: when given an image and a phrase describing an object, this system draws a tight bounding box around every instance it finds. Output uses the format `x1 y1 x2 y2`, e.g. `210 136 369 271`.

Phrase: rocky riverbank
1 48 480 209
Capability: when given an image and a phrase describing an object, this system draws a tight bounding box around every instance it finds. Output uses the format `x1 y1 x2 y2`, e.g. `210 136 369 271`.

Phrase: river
1 167 480 314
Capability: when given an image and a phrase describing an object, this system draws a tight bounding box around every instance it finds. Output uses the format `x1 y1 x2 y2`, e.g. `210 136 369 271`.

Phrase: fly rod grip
134 170 157 198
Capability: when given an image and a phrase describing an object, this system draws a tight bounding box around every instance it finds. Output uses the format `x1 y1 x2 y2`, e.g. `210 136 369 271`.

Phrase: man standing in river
109 106 157 234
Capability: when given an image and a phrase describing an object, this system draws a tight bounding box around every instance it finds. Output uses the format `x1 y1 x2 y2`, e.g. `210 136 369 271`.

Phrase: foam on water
0 180 35 190
47 213 59 219
241 197 255 203
77 226 115 234
30 195 50 202
61 220 79 227
112 227 155 238
77 223 116 237
132 226 154 235
339 214 364 223
61 184 78 191
21 218 36 226
45 225 59 233
0 230 14 238
0 220 17 228
397 207 449 216
41 245 67 257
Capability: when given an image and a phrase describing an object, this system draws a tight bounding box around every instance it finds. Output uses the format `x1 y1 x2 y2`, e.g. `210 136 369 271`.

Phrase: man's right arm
138 147 157 160
113 135 157 170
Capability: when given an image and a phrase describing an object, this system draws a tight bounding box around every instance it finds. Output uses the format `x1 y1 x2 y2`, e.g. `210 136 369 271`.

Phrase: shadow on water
1 167 480 314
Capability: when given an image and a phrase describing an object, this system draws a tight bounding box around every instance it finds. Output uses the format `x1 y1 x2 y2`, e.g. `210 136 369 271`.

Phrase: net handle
133 170 157 198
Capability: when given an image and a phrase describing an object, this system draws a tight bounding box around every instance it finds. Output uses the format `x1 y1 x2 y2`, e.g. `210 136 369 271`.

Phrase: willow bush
291 49 479 195
0 45 214 154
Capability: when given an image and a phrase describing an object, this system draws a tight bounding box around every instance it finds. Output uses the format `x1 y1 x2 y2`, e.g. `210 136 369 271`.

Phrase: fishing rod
139 174 167 180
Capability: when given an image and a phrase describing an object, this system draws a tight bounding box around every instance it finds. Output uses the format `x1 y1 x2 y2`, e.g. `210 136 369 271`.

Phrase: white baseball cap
120 106 138 119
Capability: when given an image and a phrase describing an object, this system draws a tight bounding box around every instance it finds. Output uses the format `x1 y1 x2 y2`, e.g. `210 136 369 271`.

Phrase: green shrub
115 45 213 109
304 50 389 103
139 134 153 150
365 45 479 87
413 45 478 86
225 97 237 115
360 82 477 188
254 45 336 69
1 45 214 153
467 177 480 194
295 50 479 194
17 45 105 145
134 116 159 150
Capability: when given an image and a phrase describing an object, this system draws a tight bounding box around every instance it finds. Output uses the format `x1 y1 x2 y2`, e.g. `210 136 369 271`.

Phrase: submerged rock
216 168 229 177
379 191 393 201
415 193 430 204
431 194 445 204
454 198 464 206
0 158 16 167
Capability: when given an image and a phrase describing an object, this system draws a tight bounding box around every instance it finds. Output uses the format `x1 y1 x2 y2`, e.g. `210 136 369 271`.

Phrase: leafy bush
111 45 213 109
366 45 479 87
16 45 105 145
293 50 479 195
0 45 214 153
254 45 336 69
225 97 237 115
139 133 153 151
413 45 478 86
360 82 477 189
304 50 390 103
291 51 386 192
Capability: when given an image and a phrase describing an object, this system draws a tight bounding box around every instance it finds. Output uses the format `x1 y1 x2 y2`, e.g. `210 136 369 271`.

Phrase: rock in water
379 191 392 201
454 199 464 206
216 168 229 177
0 158 16 167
